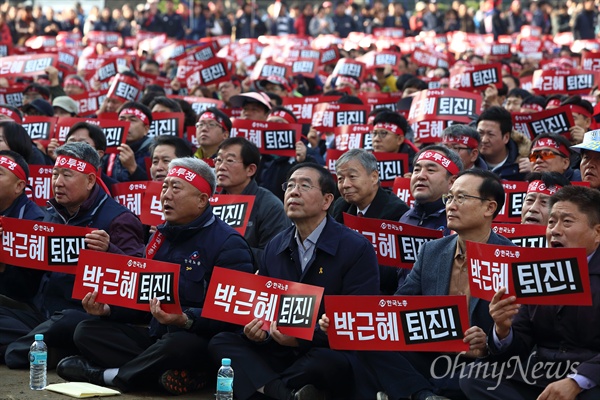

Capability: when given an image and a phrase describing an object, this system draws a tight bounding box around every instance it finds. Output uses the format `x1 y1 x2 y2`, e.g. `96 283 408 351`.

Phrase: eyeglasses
372 130 391 139
442 193 490 205
282 181 319 193
214 158 243 166
196 121 222 129
528 150 564 163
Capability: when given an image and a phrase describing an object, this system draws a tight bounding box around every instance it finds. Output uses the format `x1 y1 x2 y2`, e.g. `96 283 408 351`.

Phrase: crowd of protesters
1 0 600 399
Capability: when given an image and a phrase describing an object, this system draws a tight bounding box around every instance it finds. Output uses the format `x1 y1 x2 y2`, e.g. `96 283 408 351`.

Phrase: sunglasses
528 150 565 163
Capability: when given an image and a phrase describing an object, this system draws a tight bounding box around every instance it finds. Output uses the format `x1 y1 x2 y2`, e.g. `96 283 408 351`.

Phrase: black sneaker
159 369 207 395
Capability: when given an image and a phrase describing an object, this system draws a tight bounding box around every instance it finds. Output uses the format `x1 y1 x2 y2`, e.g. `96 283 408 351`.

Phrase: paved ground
0 365 216 400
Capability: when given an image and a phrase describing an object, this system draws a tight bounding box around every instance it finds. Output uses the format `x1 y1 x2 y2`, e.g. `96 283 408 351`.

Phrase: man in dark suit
353 169 515 400
331 148 409 294
462 185 600 400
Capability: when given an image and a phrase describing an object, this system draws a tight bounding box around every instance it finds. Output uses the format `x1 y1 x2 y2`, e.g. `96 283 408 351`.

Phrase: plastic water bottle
215 358 234 400
29 333 47 390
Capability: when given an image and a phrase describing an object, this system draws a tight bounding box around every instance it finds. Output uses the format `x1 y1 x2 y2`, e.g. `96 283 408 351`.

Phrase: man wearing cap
0 151 46 360
195 107 231 166
521 134 580 182
4 142 145 369
230 92 272 121
572 129 600 190
521 172 570 226
105 102 154 182
442 125 487 171
57 158 253 395
22 99 54 117
53 96 79 118
23 83 51 105
372 110 418 171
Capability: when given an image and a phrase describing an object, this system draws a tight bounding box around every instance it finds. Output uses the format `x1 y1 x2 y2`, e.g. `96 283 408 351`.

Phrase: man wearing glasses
194 107 231 166
442 124 487 171
520 134 580 182
372 110 418 172
209 163 379 400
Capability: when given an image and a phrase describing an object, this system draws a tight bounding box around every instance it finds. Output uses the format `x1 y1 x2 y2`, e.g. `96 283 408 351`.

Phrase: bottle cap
34 334 44 341
222 358 231 366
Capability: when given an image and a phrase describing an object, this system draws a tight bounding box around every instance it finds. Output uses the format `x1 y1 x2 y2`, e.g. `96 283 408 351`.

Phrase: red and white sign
70 90 108 117
139 181 165 227
148 112 185 138
0 53 58 78
334 124 373 151
393 177 414 207
467 241 592 306
450 63 503 92
312 103 370 132
326 295 470 352
232 120 301 157
493 181 530 224
169 96 224 116
209 195 255 236
202 267 324 340
282 95 341 125
22 116 57 147
532 69 600 96
408 89 481 125
26 165 53 206
73 249 182 314
491 223 547 248
97 119 130 154
511 106 575 141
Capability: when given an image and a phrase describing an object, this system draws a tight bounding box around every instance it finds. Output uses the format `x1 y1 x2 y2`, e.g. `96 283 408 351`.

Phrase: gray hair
414 144 464 176
168 157 216 195
55 142 101 170
442 124 481 145
336 148 378 174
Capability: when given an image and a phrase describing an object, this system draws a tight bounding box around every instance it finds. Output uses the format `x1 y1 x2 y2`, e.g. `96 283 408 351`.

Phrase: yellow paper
45 382 120 398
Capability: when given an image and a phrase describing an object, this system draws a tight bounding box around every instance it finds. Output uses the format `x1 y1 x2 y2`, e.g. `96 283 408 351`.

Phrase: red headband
0 155 26 181
569 105 592 118
54 155 110 193
119 108 149 125
374 122 404 136
532 138 570 157
0 107 22 124
416 150 460 175
269 110 296 124
167 166 212 194
443 135 479 149
521 103 544 112
336 76 359 89
361 81 379 90
64 78 86 89
199 112 228 131
527 180 562 196
547 99 561 108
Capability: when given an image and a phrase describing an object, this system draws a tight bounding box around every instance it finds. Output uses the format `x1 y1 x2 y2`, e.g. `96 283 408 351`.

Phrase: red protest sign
73 249 182 314
331 58 366 82
358 93 402 113
209 195 255 236
282 95 341 125
22 116 57 147
288 59 319 78
232 119 301 157
0 54 58 78
280 46 321 62
54 117 101 144
491 223 547 248
393 177 414 207
106 74 143 103
0 217 93 274
344 213 443 269
138 181 164 226
148 112 185 138
412 48 452 69
169 95 224 116
373 27 405 38
85 31 121 47
532 69 600 96
408 89 481 125
493 181 529 224
154 40 188 65
202 267 324 340
184 58 232 88
511 106 575 141
186 43 217 62
25 165 53 206
0 86 25 107
374 152 410 187
326 295 470 352
112 181 150 217
96 119 130 154
250 59 290 81
467 242 592 306
411 120 454 143
312 103 370 132
334 124 373 151
450 63 503 92
69 90 107 117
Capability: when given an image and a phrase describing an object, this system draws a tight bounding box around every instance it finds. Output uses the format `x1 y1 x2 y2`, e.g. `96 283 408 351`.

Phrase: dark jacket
0 193 46 304
574 10 597 40
93 18 118 32
151 204 254 337
261 215 379 350
222 180 291 268
488 138 527 182
104 135 153 183
39 184 145 316
399 198 448 234
332 14 358 38
161 12 185 39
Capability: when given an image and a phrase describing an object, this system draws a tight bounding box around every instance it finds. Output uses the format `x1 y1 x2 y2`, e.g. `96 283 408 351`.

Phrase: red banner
282 95 340 125
288 58 319 78
450 63 503 92
73 249 182 314
334 124 372 151
209 195 255 236
491 223 547 248
202 267 324 340
138 181 164 226
0 86 25 107
70 90 107 117
0 217 93 273
408 89 481 125
0 53 58 78
393 177 414 207
466 242 592 306
112 181 150 217
512 106 575 141
493 181 529 223
106 74 143 103
372 27 405 38
54 117 101 144
22 116 57 147
331 58 366 82
312 103 370 132
250 59 290 81
184 58 232 88
411 120 454 143
96 119 130 154
412 48 452 69
148 112 185 138
532 69 600 96
581 51 600 71
232 119 301 157
25 165 53 206
85 31 121 47
344 213 443 268
358 93 402 113
326 295 470 352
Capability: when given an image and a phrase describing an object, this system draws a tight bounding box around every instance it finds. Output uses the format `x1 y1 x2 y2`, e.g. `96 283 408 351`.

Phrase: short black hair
549 185 600 227
149 135 193 159
456 169 505 218
0 121 32 162
561 95 593 116
67 122 107 152
0 149 29 179
477 106 513 137
218 137 261 178
149 96 183 112
286 162 336 195
402 77 427 92
525 171 571 189
373 110 409 136
507 88 531 101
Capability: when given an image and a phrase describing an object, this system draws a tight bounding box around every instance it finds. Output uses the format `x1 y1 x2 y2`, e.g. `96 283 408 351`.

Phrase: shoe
56 355 105 386
159 369 207 395
292 384 326 400
377 392 389 400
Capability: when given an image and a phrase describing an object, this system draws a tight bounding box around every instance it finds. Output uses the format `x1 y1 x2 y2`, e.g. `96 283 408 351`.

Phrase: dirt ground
0 365 216 400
